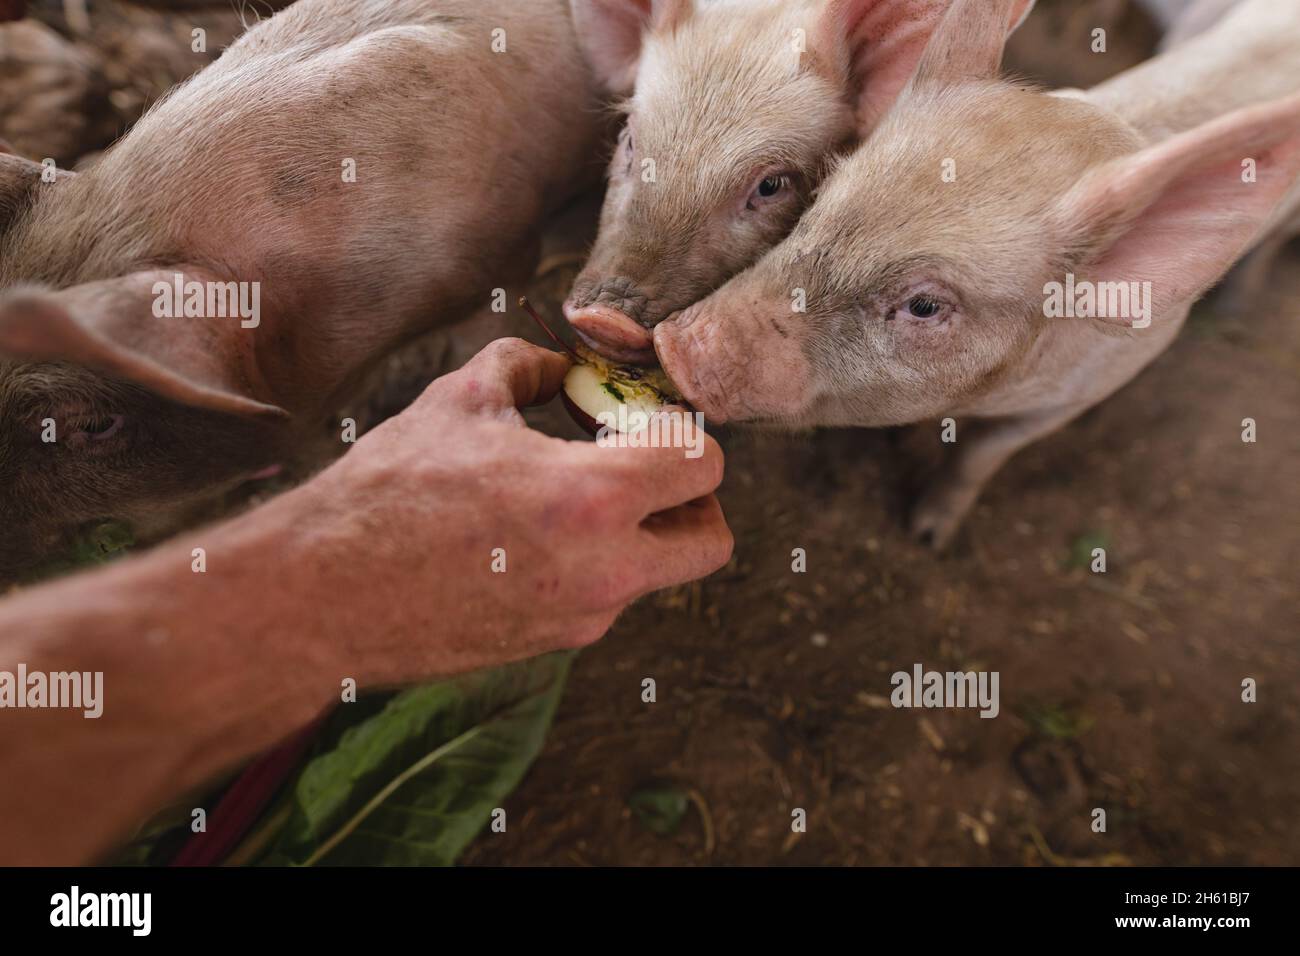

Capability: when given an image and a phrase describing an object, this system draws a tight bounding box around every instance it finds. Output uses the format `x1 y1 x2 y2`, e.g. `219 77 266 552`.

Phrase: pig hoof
907 490 972 552
909 514 957 552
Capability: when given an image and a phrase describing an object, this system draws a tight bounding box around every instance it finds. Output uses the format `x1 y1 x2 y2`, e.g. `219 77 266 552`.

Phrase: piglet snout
563 301 655 361
654 305 732 424
563 277 656 362
655 297 816 426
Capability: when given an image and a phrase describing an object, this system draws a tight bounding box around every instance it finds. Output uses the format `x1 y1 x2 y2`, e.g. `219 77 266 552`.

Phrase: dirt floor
5 1 1296 867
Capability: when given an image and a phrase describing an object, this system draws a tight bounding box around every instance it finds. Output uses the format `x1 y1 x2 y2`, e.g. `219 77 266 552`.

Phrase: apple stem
519 297 585 362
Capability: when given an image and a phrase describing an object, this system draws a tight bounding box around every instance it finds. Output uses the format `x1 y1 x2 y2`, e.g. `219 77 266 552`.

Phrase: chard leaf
260 653 571 866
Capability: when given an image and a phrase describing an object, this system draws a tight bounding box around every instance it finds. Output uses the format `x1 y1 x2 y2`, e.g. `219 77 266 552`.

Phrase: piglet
654 0 1300 547
0 0 607 579
563 0 1035 362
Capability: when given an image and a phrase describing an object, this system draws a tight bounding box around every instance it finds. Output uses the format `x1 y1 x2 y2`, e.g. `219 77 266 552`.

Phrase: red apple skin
562 391 603 437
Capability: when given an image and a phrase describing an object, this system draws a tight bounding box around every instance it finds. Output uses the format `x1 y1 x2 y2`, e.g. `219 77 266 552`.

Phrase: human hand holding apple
303 337 733 684
0 337 731 866
520 297 685 435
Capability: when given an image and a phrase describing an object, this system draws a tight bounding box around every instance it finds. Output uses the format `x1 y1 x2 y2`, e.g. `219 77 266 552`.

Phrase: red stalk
519 297 584 362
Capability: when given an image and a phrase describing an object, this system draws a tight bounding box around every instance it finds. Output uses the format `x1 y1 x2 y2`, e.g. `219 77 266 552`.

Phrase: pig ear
0 271 290 420
910 0 1035 89
1057 93 1300 326
1 152 72 230
815 0 1036 132
569 0 693 96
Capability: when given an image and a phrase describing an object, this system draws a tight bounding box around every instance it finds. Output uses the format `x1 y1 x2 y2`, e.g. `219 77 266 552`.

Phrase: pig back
3 0 606 338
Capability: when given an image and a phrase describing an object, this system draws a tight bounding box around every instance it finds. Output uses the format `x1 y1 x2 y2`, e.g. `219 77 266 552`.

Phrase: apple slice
519 297 683 436
562 345 682 436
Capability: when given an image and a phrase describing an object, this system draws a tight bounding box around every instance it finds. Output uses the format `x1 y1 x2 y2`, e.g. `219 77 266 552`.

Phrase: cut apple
562 345 682 435
519 296 683 436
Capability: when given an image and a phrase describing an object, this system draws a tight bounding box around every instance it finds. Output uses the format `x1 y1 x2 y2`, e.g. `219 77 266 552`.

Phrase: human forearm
0 483 339 865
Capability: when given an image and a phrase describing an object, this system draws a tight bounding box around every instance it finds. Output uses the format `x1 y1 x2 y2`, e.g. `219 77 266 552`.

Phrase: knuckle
560 477 626 529
701 439 726 489
711 523 736 568
560 613 618 650
559 492 595 530
481 336 530 362
444 368 508 412
579 566 639 614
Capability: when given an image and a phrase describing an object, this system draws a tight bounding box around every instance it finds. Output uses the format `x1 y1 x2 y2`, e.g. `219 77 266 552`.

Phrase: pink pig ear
569 0 693 96
910 0 1036 89
1 152 74 228
1057 92 1300 326
0 270 290 420
814 0 1036 133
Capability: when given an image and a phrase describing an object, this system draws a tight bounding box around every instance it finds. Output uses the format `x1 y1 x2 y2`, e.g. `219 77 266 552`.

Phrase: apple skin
562 390 603 437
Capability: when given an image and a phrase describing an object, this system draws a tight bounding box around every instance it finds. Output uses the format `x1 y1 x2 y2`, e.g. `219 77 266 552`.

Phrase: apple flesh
562 346 683 436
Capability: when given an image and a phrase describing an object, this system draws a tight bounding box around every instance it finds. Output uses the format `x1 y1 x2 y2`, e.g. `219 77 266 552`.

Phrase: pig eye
889 290 953 324
65 414 126 445
619 127 634 170
745 172 792 211
907 296 942 318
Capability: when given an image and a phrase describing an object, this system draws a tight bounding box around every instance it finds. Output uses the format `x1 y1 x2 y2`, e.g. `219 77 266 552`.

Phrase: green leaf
108 805 194 866
260 652 572 866
628 785 690 836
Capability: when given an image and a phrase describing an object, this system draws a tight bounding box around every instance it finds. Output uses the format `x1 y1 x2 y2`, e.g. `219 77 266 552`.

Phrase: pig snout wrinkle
596 281 648 324
565 277 659 359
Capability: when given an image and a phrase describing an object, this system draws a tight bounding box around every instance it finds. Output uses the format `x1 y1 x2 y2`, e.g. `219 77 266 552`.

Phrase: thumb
431 338 572 421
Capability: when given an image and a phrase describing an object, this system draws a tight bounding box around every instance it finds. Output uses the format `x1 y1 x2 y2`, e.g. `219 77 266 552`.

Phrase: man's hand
0 337 731 865
306 337 734 684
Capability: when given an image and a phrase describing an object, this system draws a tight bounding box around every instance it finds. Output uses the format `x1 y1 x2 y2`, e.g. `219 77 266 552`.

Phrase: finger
628 493 735 594
433 338 571 420
579 409 726 516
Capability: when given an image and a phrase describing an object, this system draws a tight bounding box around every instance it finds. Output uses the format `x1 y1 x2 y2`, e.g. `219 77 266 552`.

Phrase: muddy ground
4 1 1296 866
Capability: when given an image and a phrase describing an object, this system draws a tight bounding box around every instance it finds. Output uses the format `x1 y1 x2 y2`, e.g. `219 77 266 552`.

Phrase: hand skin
0 338 733 865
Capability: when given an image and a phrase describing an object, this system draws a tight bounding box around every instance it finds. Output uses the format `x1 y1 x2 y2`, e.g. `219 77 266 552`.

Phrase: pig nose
653 309 727 425
563 276 660 362
563 302 656 363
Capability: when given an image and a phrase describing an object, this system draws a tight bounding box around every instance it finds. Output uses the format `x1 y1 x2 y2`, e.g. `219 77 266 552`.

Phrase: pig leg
909 406 1084 550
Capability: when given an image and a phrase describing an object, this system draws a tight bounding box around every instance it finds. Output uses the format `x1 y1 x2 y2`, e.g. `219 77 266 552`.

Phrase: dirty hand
304 338 733 684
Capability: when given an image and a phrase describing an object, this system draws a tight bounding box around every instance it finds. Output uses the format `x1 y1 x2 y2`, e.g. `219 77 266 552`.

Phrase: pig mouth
562 303 657 366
